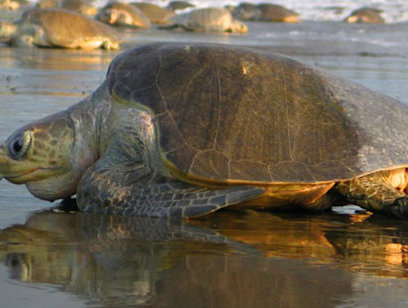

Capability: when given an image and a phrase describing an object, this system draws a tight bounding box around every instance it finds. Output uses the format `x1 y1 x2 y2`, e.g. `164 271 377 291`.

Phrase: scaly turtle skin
2 8 121 49
164 7 248 33
1 43 408 218
96 2 151 29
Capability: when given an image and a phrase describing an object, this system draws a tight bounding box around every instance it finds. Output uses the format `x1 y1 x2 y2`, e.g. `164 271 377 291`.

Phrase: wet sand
1 22 408 307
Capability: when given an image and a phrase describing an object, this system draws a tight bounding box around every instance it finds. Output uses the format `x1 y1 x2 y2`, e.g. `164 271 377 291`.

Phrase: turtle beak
0 144 6 177
0 142 24 182
0 143 13 180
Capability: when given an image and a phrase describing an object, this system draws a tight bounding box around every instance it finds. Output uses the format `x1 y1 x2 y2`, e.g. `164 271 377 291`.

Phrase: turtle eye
8 131 32 160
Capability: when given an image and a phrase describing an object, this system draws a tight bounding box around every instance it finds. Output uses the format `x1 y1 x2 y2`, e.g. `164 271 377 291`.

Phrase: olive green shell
106 43 408 183
256 4 299 21
233 3 298 22
344 8 385 24
18 8 121 46
131 2 175 24
168 7 247 33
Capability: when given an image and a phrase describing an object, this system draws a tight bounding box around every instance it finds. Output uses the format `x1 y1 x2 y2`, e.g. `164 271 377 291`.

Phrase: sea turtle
36 0 61 9
233 3 299 23
96 2 151 29
163 7 248 33
0 20 16 40
166 1 195 12
0 8 121 49
0 0 26 10
256 4 299 22
60 0 98 16
231 3 258 20
131 2 175 24
344 7 385 24
1 43 408 219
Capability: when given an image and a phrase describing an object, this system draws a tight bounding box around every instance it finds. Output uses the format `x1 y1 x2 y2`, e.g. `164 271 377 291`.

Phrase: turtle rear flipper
130 183 264 218
77 160 264 218
335 169 408 219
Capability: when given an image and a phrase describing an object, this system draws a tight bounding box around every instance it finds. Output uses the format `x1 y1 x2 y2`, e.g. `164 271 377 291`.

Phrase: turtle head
0 110 96 201
230 20 248 33
96 7 118 25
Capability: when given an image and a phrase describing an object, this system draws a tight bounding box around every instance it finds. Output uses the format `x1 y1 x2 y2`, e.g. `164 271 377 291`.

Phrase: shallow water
1 21 408 307
2 210 408 307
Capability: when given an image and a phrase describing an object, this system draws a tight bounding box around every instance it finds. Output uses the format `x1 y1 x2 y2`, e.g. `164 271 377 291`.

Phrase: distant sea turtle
0 8 121 49
0 0 26 10
256 4 299 22
60 0 98 16
163 7 248 33
0 20 16 40
231 3 257 20
96 2 151 29
131 2 175 24
345 7 385 24
36 0 61 9
166 1 195 11
233 3 299 23
1 43 408 219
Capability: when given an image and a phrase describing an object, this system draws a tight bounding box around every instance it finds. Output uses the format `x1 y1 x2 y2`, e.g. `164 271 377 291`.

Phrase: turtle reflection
0 210 257 306
1 210 408 306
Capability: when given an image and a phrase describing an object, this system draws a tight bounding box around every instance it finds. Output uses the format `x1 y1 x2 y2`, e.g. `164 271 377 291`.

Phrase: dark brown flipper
77 159 264 218
336 171 408 218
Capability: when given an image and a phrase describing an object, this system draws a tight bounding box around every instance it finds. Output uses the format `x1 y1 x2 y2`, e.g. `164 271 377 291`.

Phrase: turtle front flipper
335 169 408 218
77 161 264 218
